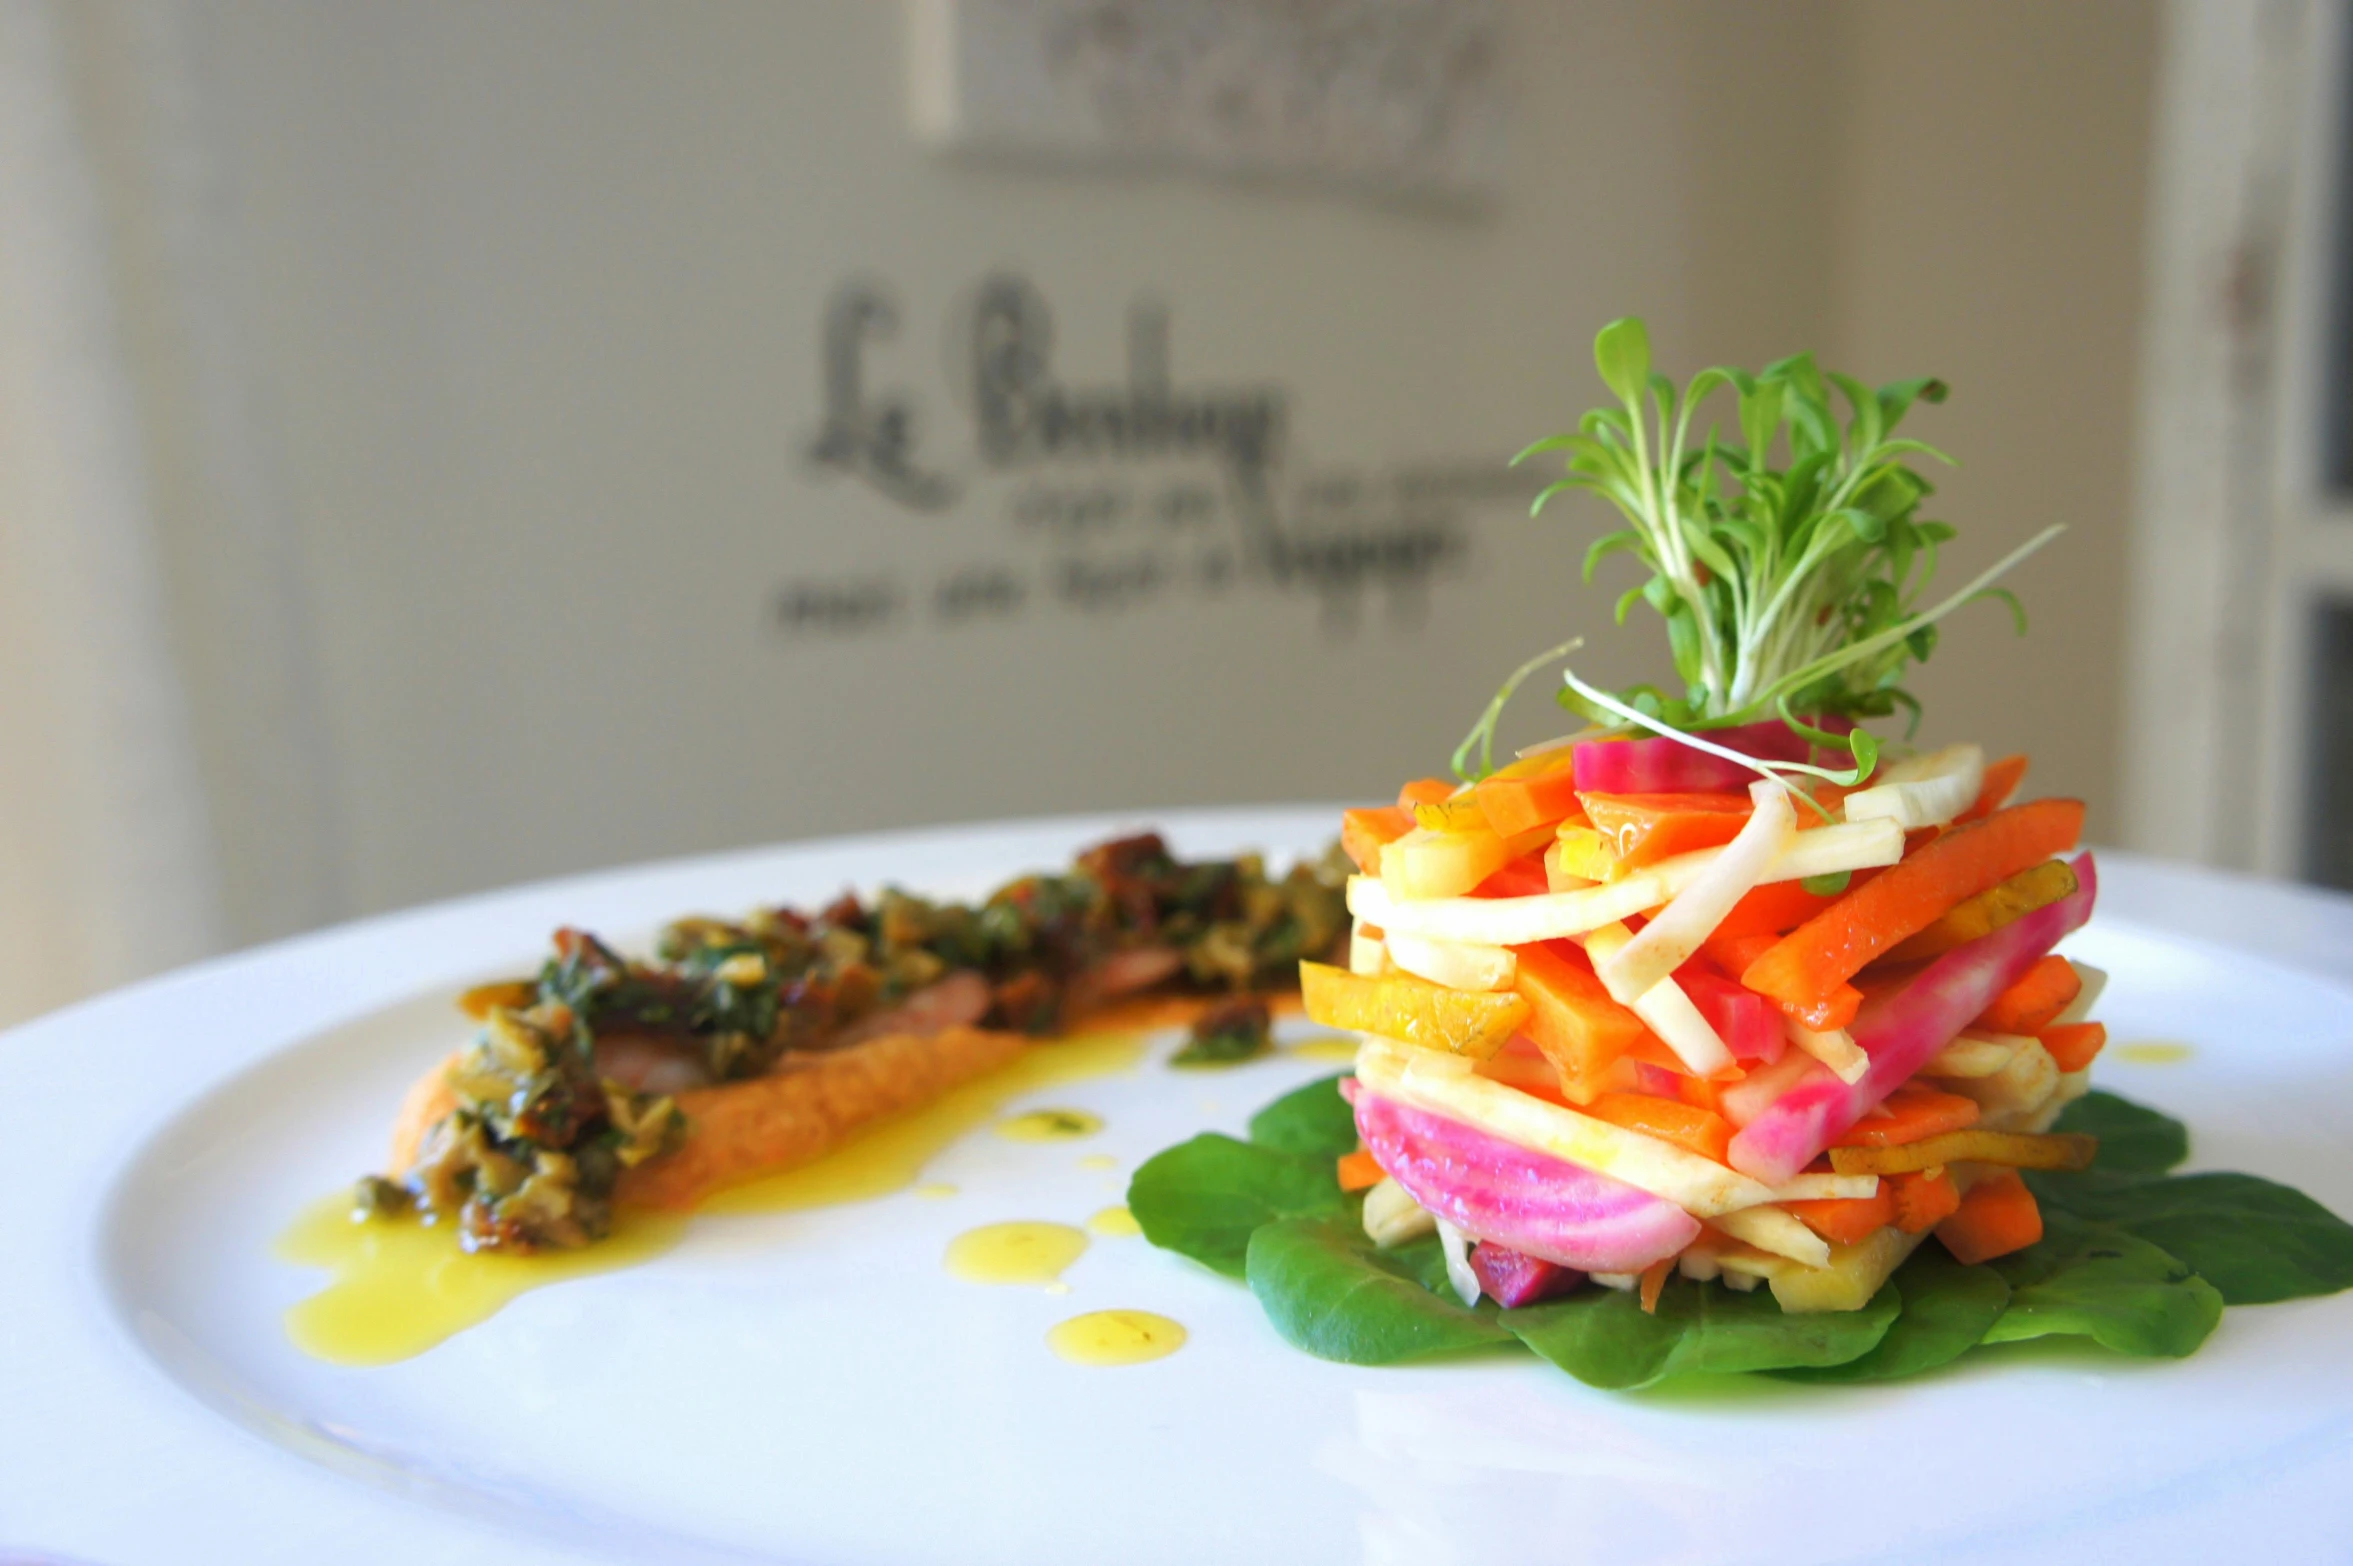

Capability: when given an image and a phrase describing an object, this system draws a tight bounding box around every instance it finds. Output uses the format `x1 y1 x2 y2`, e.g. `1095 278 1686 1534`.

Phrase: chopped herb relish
364 834 1349 1253
1172 995 1275 1067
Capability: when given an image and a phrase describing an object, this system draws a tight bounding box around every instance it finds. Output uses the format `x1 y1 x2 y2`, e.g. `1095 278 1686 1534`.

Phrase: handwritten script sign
796 273 1530 640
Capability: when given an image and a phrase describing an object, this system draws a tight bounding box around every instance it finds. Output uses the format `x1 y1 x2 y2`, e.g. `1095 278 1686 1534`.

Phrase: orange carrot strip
1936 1169 2043 1263
1576 791 1756 870
2040 1021 2108 1073
1585 1092 1734 1164
1740 799 2087 1012
1336 1148 1386 1192
1638 1255 1674 1314
1978 955 2082 1034
1889 1168 1962 1234
1786 1186 1897 1246
1699 930 1861 1031
1341 806 1414 874
1473 750 1586 838
1832 1083 1981 1149
1700 930 1779 977
1398 777 1457 809
1710 878 1847 940
1511 941 1653 1098
1955 754 2030 824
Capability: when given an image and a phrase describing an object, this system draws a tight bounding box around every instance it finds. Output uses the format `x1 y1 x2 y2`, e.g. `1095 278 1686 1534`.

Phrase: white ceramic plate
7 809 2353 1566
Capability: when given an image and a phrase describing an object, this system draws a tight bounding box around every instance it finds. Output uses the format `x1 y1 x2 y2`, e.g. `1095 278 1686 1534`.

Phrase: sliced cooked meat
827 969 993 1051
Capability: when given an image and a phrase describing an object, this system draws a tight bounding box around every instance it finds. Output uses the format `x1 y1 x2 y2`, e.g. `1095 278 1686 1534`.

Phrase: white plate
7 809 2353 1566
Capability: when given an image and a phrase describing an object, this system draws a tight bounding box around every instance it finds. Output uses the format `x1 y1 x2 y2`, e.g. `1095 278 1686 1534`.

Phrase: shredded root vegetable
1348 817 1902 948
1361 1177 1437 1247
1783 1017 1868 1084
1712 1204 1832 1269
1599 780 1795 1002
1434 1218 1482 1306
1582 921 1733 1076
1841 743 1986 830
1383 930 1518 992
1354 1038 1776 1218
1828 1128 2097 1176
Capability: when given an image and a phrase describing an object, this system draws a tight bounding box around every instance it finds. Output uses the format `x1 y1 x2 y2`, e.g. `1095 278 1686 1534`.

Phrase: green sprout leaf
1592 318 1652 408
1474 317 2062 777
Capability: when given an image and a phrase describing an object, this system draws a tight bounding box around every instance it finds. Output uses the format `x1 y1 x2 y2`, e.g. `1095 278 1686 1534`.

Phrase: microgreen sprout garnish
1452 637 1583 782
1455 317 2061 783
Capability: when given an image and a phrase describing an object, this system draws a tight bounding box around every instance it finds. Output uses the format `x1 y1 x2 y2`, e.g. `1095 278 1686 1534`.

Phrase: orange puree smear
280 1028 1147 1364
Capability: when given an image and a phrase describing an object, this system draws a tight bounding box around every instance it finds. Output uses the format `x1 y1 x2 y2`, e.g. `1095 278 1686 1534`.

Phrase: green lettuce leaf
1505 1276 1901 1390
1247 1073 1359 1159
2052 1090 2189 1174
1127 1134 1353 1278
1245 1217 1513 1364
1133 1078 2342 1389
1770 1245 2010 1383
1982 1210 2223 1357
2030 1168 2353 1306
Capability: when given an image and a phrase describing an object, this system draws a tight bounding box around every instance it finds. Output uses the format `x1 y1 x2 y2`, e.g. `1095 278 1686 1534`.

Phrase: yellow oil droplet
913 1183 959 1199
997 1107 1104 1142
275 1197 687 1367
1288 1035 1360 1062
945 1221 1089 1286
1088 1205 1140 1238
1077 1153 1119 1171
1048 1309 1186 1366
704 1030 1145 1216
2116 1041 2194 1065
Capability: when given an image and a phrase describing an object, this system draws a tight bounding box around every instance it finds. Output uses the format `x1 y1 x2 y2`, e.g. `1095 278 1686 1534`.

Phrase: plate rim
5 810 2352 1565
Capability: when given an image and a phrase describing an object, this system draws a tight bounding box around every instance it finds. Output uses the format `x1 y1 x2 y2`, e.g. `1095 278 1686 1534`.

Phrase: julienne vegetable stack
1130 318 2353 1388
1324 736 2097 1315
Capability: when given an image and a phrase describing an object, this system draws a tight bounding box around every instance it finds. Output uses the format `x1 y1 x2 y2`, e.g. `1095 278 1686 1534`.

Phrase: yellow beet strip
1881 858 2079 965
1298 962 1528 1060
1827 1128 2098 1177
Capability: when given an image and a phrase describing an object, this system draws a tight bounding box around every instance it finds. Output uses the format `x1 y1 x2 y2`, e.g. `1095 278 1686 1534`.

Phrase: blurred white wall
0 0 2161 1020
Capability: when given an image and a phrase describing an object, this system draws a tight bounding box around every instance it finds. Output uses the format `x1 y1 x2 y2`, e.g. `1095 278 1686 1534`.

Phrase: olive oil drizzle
280 1029 1147 1364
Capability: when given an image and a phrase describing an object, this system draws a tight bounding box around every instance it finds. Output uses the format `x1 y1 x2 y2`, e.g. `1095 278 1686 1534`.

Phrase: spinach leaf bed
1127 1075 2353 1391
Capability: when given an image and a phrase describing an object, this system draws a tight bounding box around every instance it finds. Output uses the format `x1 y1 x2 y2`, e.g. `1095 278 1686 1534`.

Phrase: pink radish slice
1469 1242 1585 1307
1350 1086 1700 1274
1724 852 2099 1184
1678 967 1785 1063
1571 718 1850 794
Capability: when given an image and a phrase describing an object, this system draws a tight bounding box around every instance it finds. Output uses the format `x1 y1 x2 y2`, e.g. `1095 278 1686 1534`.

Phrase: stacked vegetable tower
1311 737 2104 1314
1302 316 2103 1315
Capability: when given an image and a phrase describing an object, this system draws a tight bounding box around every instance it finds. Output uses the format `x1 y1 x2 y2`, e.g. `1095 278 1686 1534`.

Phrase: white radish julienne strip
1923 1033 2025 1079
1355 1039 1778 1219
1629 981 1733 1077
1841 742 1985 831
1434 1219 1481 1306
1598 779 1794 1002
1350 818 1903 947
1785 1018 1869 1085
1384 930 1517 993
1712 1205 1831 1270
1361 1177 1437 1246
1584 921 1732 1076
